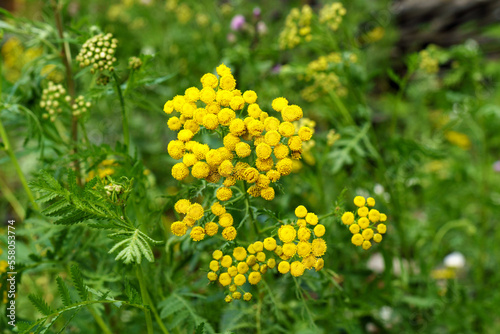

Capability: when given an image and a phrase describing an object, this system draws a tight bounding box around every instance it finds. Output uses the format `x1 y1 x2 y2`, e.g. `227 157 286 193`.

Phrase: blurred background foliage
1 0 500 333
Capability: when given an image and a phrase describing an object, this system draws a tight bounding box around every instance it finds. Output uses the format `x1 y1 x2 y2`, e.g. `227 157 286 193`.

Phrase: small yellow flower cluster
318 2 346 31
207 206 325 302
279 5 313 50
444 130 471 150
170 199 237 242
76 33 118 73
39 81 91 121
293 118 316 165
86 159 117 182
342 196 387 250
164 64 313 202
419 49 439 74
1 37 43 82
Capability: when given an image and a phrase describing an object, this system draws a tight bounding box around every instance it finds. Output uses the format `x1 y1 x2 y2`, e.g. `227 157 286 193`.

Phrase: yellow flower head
272 97 288 112
353 196 366 207
263 237 277 251
341 212 355 225
248 271 261 285
243 90 257 104
313 224 325 237
219 213 234 227
312 238 327 257
217 187 233 201
233 247 247 261
190 226 205 241
222 226 237 240
171 221 188 236
213 250 223 260
278 260 290 274
187 203 204 220
201 73 218 88
278 225 297 243
205 222 219 236
290 261 305 277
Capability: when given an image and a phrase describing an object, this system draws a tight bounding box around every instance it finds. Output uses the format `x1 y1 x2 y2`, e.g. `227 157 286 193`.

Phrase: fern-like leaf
28 294 53 316
109 229 156 264
56 277 72 307
70 265 88 301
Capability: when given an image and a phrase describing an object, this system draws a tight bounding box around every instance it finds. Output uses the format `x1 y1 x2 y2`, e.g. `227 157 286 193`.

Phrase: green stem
0 117 39 211
328 90 354 126
319 211 336 221
0 175 25 219
136 266 154 334
113 71 130 149
242 181 259 235
87 305 113 334
141 284 170 334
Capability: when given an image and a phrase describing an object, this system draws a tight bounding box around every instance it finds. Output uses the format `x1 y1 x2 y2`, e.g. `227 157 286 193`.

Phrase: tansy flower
313 224 325 237
228 266 238 277
362 228 374 240
191 161 210 178
380 213 387 222
272 97 288 112
221 255 233 268
217 187 233 201
201 73 218 89
222 226 237 240
341 212 354 225
213 250 223 260
267 258 276 269
190 226 205 241
305 212 318 225
278 225 296 243
264 237 277 251
207 272 218 281
253 241 264 252
281 105 303 122
297 227 311 241
237 262 249 274
368 209 380 223
219 213 234 227
298 127 313 141
256 252 266 262
246 255 257 266
203 114 219 130
349 224 360 234
351 233 363 246
187 203 204 220
283 243 297 257
205 222 219 236
377 224 387 234
354 196 366 207
229 96 245 110
297 241 312 257
358 217 370 229
362 241 372 250
234 274 246 286
302 255 315 269
171 221 188 236
315 258 324 271
209 260 219 271
312 238 327 257
367 197 376 206
243 292 252 301
243 90 257 104
373 234 383 243
279 122 295 137
174 199 191 214
217 63 232 76
260 187 275 201
274 144 289 159
278 261 290 274
235 142 251 158
256 158 274 172
358 206 369 217
276 158 293 175
172 163 189 180
211 202 226 216
167 140 185 159
290 261 305 277
219 273 232 286
248 272 261 285
232 292 242 299
233 247 247 261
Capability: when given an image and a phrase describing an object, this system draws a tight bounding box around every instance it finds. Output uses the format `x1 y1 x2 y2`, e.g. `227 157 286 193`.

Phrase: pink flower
230 15 245 31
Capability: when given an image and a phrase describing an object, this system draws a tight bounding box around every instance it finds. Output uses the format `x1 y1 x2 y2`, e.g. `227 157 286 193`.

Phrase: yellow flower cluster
1 37 43 83
86 159 117 182
300 52 356 102
445 130 471 150
279 5 313 50
207 206 325 302
170 199 237 242
341 196 387 250
318 2 346 31
164 64 313 202
39 81 91 121
76 33 118 73
419 49 439 74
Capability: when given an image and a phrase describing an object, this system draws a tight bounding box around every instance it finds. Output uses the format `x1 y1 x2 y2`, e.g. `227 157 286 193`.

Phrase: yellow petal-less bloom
233 247 247 261
217 187 233 201
358 206 369 217
267 169 281 182
172 163 189 180
183 153 198 167
243 292 252 301
232 292 242 300
237 262 249 274
211 202 226 216
297 219 307 228
243 90 257 104
220 75 236 91
225 295 233 303
235 142 251 158
315 258 325 271
298 126 313 141
216 63 231 76
263 237 277 251
253 241 264 252
228 266 238 277
273 144 289 159
290 261 305 277
219 213 234 227
351 233 363 246
256 158 274 172
362 228 374 241
187 203 204 220
256 143 272 159
373 233 383 243
264 116 280 131
190 226 205 241
377 224 387 234
281 105 303 122
201 73 218 88
278 122 295 137
368 209 380 223
256 174 270 188
349 224 360 234
248 272 261 285
313 224 325 237
174 199 191 214
221 255 232 268
234 274 246 286
267 258 276 269
341 212 355 225
354 196 366 207
178 129 194 142
183 217 196 227
207 272 218 281
200 87 216 103
297 241 312 257
264 130 281 146
229 118 246 136
222 226 237 240
278 225 296 243
246 254 257 266
358 217 370 229
297 227 311 241
191 161 210 179
260 187 275 201
243 167 260 183
168 117 182 131
218 160 233 177
218 108 236 126
272 97 288 112
256 251 266 262
305 212 318 225
229 96 245 110
283 242 297 257
171 221 188 236
380 213 387 222
367 197 376 207
302 255 316 269
362 240 372 250
213 250 223 260
312 238 327 257
209 260 219 271
278 261 290 274
205 149 222 166
276 158 293 175
247 103 262 118
203 114 219 130
167 140 185 160
205 222 219 236
295 205 308 218
219 273 232 286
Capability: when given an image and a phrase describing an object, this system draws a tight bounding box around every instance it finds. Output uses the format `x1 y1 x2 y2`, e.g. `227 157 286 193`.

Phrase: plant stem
0 176 25 219
141 284 170 334
0 117 39 211
136 266 154 334
51 0 82 186
113 71 130 149
328 90 354 126
88 305 113 334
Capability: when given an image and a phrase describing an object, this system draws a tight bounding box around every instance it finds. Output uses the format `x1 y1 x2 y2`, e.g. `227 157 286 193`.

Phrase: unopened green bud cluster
76 33 118 73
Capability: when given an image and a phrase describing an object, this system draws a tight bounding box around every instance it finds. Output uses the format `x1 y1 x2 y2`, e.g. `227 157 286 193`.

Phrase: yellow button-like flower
302 255 316 269
178 129 194 142
341 212 354 225
243 292 252 301
247 103 262 118
222 226 237 240
216 63 231 76
229 118 246 136
263 237 277 251
312 238 327 257
298 126 313 141
349 223 360 234
235 142 251 158
305 212 318 225
201 73 218 88
256 251 266 262
246 254 257 266
243 167 260 183
182 153 197 167
290 261 305 277
281 105 303 122
358 217 370 229
377 223 387 234
297 227 311 241
232 292 242 299
190 226 205 241
202 114 219 130
267 258 276 269
219 213 233 227
237 262 249 274
272 97 288 112
167 117 182 131
234 274 246 286
207 272 218 281
278 225 297 243
229 96 245 110
164 100 174 114
171 221 187 236
297 241 312 257
217 187 233 201
200 87 216 104
218 108 235 126
167 140 185 160
368 209 380 223
256 174 270 188
354 196 366 207
373 233 383 243
219 272 232 286
367 197 375 207
260 187 275 201
191 161 210 179
213 250 223 260
380 213 387 222
276 158 293 175
362 228 374 241
252 241 263 252
243 90 257 104
351 233 363 246
248 271 261 285
209 260 219 272
314 258 324 271
264 116 280 131
221 255 232 268
172 163 189 180
278 121 295 137
278 261 290 274
295 205 308 218
283 242 297 257
174 199 191 214
264 130 281 146
256 158 274 172
233 247 247 261
358 206 369 217
362 240 372 250
266 170 281 182
227 266 238 277
313 224 325 237
205 222 219 236
187 203 204 220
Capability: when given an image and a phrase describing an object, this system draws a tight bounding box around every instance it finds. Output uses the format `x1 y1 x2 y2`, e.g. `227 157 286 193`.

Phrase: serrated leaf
70 265 88 301
28 294 53 316
56 277 72 307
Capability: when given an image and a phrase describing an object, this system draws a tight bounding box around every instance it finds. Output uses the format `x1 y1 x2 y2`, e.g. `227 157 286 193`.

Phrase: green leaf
28 294 53 316
70 265 88 301
109 229 155 264
56 277 72 307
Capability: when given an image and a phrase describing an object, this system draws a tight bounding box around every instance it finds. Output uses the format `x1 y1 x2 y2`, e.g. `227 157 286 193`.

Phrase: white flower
444 251 466 269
